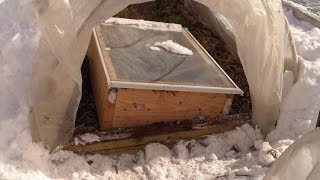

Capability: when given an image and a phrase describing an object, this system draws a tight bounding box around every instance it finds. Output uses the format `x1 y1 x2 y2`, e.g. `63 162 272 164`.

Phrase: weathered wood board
65 114 250 155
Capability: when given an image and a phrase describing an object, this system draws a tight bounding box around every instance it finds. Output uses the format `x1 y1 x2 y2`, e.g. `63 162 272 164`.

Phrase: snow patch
202 123 262 158
172 141 189 160
147 45 161 51
258 142 280 166
74 133 100 145
145 143 171 163
105 17 183 32
107 89 117 104
254 139 264 150
285 10 320 62
267 60 320 142
154 40 193 55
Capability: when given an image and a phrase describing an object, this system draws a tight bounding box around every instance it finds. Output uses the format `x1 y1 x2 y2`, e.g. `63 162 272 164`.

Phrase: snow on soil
0 10 319 180
105 17 183 32
154 40 193 55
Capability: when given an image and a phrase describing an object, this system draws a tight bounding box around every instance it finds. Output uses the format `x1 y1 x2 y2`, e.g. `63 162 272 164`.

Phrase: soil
74 56 100 135
74 0 251 136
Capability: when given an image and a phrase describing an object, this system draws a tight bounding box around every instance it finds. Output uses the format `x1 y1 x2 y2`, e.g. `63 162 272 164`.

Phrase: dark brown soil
74 0 251 136
74 56 100 135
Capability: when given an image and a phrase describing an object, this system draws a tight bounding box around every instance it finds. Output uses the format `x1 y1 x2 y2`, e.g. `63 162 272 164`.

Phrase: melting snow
154 40 193 55
105 17 183 32
147 45 161 51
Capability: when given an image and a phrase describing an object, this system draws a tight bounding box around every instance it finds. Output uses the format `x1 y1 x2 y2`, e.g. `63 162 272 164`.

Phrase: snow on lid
154 40 193 55
148 45 161 51
105 17 183 32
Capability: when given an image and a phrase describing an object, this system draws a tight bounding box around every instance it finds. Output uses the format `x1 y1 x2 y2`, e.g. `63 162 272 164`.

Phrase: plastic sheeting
186 0 298 134
0 0 296 150
265 129 320 180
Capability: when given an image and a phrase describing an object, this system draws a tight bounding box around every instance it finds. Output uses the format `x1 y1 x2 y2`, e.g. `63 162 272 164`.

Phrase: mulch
74 0 251 136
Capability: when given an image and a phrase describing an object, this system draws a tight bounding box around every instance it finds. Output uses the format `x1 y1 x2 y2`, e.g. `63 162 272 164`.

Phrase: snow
267 59 320 142
285 11 320 62
154 40 193 55
74 133 100 145
107 89 117 104
147 45 162 51
267 10 320 143
283 0 310 12
258 142 280 166
105 17 183 32
0 8 319 180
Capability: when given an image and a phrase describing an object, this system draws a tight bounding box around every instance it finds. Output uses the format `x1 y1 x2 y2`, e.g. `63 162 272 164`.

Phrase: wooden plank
87 32 116 130
109 80 243 94
112 88 231 128
94 26 118 80
64 114 250 155
93 145 146 155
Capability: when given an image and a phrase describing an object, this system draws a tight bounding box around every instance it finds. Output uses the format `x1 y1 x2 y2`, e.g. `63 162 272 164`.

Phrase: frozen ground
0 10 319 180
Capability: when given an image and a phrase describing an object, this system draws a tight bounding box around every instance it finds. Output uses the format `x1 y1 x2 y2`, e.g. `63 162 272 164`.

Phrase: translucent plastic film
189 0 295 134
0 0 294 150
265 129 320 180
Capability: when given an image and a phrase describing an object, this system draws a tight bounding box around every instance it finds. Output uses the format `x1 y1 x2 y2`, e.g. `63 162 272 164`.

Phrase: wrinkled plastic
0 0 295 150
265 129 320 180
186 0 298 134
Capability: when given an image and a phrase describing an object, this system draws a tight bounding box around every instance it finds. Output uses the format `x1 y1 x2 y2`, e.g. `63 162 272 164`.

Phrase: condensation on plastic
265 129 320 180
0 0 297 150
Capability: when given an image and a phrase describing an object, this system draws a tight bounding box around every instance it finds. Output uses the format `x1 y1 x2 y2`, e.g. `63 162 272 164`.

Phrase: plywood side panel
113 89 231 128
87 33 115 130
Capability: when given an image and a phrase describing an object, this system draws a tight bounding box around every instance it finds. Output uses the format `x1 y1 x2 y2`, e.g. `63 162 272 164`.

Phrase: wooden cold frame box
87 18 243 130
